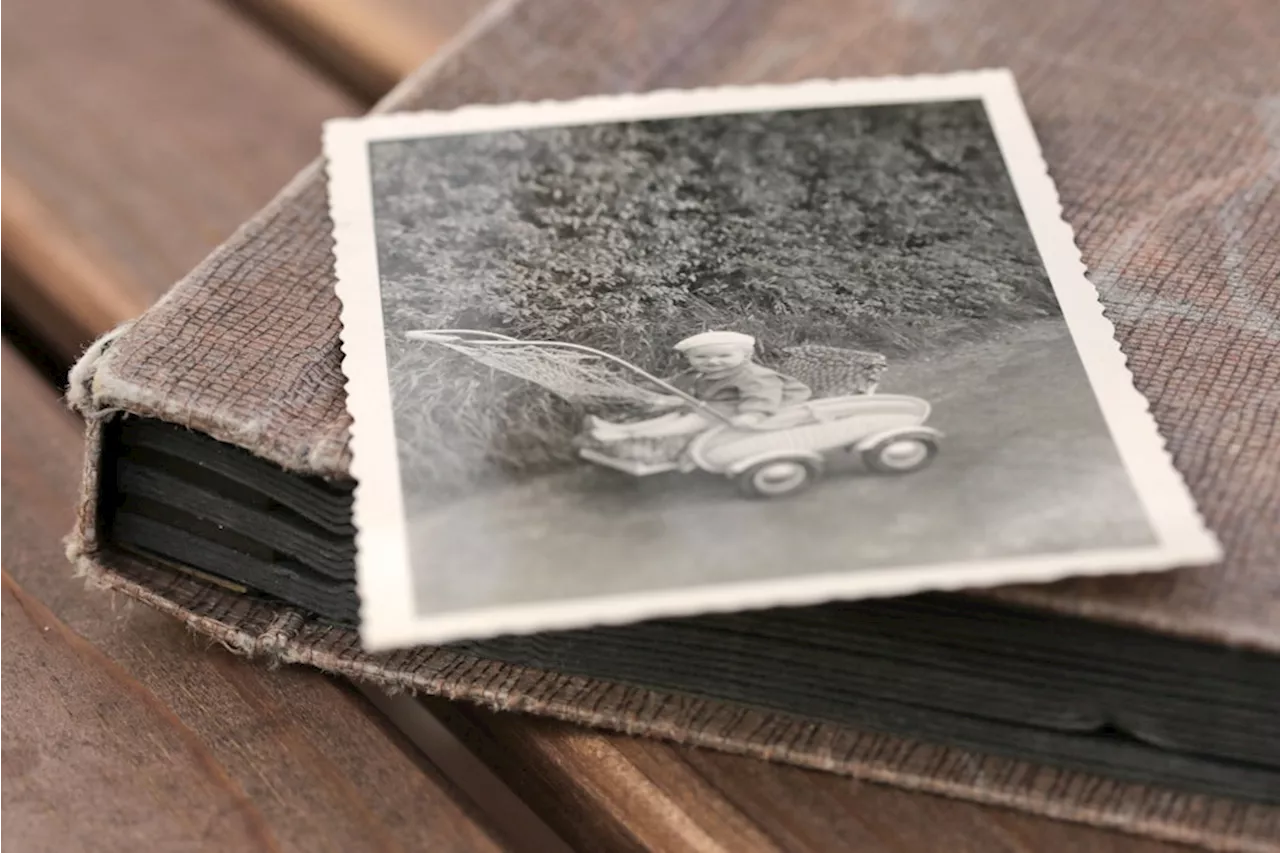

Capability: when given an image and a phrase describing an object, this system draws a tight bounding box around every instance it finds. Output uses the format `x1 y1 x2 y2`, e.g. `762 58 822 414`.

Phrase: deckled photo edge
324 71 1220 651
323 120 420 647
977 75 1221 563
323 68 1017 143
356 544 1227 649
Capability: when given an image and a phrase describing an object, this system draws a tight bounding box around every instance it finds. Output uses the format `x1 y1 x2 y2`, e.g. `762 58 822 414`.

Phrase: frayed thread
65 320 135 415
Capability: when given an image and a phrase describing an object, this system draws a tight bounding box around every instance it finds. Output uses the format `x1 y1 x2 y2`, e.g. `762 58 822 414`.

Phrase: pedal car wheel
736 457 822 498
861 434 937 474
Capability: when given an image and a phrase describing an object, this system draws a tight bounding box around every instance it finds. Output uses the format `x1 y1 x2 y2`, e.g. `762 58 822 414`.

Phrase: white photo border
324 69 1221 651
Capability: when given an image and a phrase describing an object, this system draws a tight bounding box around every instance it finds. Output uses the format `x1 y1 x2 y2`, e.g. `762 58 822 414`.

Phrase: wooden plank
227 0 505 98
0 174 150 366
432 703 1192 853
0 345 509 853
0 0 360 361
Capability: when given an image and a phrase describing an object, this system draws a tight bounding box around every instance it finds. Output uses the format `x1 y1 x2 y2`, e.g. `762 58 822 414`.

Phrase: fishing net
405 330 679 409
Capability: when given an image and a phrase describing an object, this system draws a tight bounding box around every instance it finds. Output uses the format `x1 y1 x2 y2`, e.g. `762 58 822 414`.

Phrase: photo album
74 67 1280 820
324 70 1219 650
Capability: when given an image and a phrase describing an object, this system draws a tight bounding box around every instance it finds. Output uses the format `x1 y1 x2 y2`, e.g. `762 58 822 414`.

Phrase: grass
366 100 1059 510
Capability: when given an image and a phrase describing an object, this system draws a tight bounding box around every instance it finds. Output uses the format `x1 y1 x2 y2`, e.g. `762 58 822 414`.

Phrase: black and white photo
325 72 1219 649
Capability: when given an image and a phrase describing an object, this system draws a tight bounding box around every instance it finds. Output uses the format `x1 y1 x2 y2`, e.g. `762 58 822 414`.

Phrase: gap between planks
0 173 151 367
220 0 507 100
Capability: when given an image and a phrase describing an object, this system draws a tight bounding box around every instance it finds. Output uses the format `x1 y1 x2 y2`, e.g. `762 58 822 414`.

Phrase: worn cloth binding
65 0 1279 847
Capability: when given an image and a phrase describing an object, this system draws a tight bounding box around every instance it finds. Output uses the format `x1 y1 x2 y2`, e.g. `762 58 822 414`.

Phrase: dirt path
408 320 1156 616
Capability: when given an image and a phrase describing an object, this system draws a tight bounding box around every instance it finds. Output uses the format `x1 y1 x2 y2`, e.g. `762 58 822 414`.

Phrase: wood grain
0 174 149 366
0 345 508 853
0 0 359 359
227 0 505 98
432 702 1193 853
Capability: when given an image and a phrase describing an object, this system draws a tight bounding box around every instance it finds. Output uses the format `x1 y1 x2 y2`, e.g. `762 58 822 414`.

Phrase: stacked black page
101 417 1280 803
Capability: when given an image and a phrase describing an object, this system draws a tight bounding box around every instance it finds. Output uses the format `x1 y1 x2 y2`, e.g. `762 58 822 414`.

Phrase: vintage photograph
326 73 1220 649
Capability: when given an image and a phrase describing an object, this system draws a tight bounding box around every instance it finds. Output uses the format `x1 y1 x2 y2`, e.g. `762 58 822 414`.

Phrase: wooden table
1 2 1204 850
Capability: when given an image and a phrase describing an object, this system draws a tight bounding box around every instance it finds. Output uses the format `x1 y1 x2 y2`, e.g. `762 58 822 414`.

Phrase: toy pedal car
580 394 940 498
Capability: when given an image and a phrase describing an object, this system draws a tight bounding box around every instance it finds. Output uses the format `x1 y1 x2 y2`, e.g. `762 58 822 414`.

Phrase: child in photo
589 331 812 442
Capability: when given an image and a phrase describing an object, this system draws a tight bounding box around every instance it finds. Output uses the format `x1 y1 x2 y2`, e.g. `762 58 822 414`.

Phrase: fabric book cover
64 62 1279 852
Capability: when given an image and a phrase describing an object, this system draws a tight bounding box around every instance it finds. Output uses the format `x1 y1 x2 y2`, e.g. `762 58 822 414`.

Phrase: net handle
406 329 520 343
405 329 736 425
